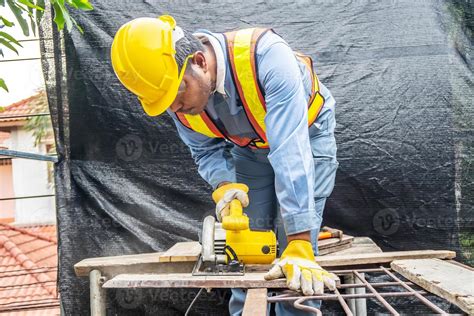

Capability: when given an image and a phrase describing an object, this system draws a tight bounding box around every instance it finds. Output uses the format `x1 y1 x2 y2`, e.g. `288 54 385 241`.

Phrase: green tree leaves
0 30 23 56
0 0 93 91
50 0 93 33
0 78 8 92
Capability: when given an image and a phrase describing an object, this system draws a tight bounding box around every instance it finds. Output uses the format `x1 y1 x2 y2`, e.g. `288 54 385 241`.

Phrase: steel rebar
353 270 399 315
380 266 447 315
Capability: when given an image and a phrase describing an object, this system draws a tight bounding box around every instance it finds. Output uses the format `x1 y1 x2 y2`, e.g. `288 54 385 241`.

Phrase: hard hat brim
139 79 180 116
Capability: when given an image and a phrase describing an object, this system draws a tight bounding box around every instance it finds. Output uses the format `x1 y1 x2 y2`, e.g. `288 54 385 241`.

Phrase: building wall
10 127 55 224
0 159 15 222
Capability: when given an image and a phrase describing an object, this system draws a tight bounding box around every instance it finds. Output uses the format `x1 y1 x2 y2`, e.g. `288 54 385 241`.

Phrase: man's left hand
264 240 339 295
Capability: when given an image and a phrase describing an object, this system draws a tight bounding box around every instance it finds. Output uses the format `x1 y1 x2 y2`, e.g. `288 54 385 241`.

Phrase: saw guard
202 216 217 262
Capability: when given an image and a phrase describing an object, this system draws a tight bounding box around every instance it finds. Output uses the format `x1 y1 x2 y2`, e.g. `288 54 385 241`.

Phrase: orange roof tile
0 92 47 123
10 225 57 244
0 223 59 315
0 306 60 315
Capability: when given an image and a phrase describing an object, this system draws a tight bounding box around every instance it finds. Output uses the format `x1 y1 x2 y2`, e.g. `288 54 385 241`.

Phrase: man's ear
192 51 208 72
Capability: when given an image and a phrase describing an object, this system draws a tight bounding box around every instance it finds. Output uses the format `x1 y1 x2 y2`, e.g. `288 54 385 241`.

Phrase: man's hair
175 30 206 73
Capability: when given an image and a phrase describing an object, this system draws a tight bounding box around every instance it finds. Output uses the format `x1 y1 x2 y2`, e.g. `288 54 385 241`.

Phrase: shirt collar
193 32 226 95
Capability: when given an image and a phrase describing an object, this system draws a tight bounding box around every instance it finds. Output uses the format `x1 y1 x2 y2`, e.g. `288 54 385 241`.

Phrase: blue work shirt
167 30 336 235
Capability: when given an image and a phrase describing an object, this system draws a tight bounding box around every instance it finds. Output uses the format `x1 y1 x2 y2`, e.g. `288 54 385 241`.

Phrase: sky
0 7 44 107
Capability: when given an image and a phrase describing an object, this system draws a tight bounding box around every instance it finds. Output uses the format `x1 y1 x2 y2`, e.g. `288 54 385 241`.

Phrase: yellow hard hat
111 15 189 116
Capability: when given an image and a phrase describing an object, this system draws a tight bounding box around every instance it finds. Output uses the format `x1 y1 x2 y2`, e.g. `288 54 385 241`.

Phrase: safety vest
175 28 325 149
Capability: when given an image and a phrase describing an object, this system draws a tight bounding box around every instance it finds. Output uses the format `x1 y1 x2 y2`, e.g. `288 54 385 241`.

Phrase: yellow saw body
198 200 277 272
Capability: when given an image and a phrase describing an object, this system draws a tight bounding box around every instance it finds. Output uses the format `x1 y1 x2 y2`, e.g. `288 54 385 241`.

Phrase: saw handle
222 199 249 231
230 199 243 216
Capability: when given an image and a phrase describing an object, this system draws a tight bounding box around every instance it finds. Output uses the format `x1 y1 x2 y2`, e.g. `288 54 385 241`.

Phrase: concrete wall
9 127 55 224
0 160 15 221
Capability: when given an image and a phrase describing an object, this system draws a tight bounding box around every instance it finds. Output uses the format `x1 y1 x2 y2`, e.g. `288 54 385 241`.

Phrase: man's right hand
212 183 249 221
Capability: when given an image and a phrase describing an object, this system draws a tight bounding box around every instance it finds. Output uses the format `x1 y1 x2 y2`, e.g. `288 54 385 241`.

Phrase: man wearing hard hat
111 15 339 315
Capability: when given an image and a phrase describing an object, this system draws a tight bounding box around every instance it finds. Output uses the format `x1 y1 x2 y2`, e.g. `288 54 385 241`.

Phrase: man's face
169 64 213 115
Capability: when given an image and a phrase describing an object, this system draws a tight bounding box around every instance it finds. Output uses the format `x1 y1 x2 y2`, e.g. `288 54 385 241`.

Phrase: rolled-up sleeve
258 40 318 235
169 112 236 189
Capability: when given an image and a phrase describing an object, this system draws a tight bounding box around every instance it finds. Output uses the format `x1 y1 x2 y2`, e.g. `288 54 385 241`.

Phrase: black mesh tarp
40 0 473 315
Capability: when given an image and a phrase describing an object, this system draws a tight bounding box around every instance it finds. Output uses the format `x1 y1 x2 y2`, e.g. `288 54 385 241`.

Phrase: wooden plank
318 235 353 250
318 241 353 256
391 259 474 315
242 288 268 316
75 236 359 276
447 259 474 271
103 272 286 289
158 242 202 263
75 252 163 276
74 252 194 277
319 235 352 247
75 242 202 276
334 237 382 255
103 250 457 289
315 250 456 267
246 250 456 272
76 246 455 277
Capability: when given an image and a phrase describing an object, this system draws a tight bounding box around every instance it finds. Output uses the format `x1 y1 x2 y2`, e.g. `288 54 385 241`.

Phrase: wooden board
314 250 455 268
75 252 163 276
334 237 382 255
391 259 474 315
74 252 194 277
318 242 353 256
242 288 268 316
75 242 202 276
318 235 353 250
102 251 457 289
103 272 286 289
318 235 354 255
158 242 202 263
75 238 453 277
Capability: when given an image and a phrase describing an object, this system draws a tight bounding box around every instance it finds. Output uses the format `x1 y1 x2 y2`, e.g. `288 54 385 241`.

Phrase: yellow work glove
212 183 249 222
264 240 339 295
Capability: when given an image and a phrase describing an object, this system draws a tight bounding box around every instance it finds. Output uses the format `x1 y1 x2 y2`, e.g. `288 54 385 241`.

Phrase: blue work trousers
228 106 338 315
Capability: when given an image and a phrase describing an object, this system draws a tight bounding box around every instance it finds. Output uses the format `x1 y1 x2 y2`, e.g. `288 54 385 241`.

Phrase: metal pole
0 113 50 119
354 272 367 316
89 270 106 316
343 274 357 315
0 149 58 162
0 194 54 201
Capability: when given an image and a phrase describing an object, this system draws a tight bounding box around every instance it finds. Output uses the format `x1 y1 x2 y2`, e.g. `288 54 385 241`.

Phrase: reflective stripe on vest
176 111 223 138
175 28 325 149
176 111 254 147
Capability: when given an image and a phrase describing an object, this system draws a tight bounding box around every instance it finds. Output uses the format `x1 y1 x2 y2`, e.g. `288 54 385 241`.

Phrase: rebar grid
266 267 449 315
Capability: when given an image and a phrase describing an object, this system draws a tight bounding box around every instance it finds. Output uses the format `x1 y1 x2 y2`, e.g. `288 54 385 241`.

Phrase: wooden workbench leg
242 288 268 316
90 269 106 316
354 273 367 316
343 274 357 315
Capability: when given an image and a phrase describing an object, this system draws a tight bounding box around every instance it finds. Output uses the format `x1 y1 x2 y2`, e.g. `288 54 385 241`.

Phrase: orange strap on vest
176 112 252 147
175 28 325 149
